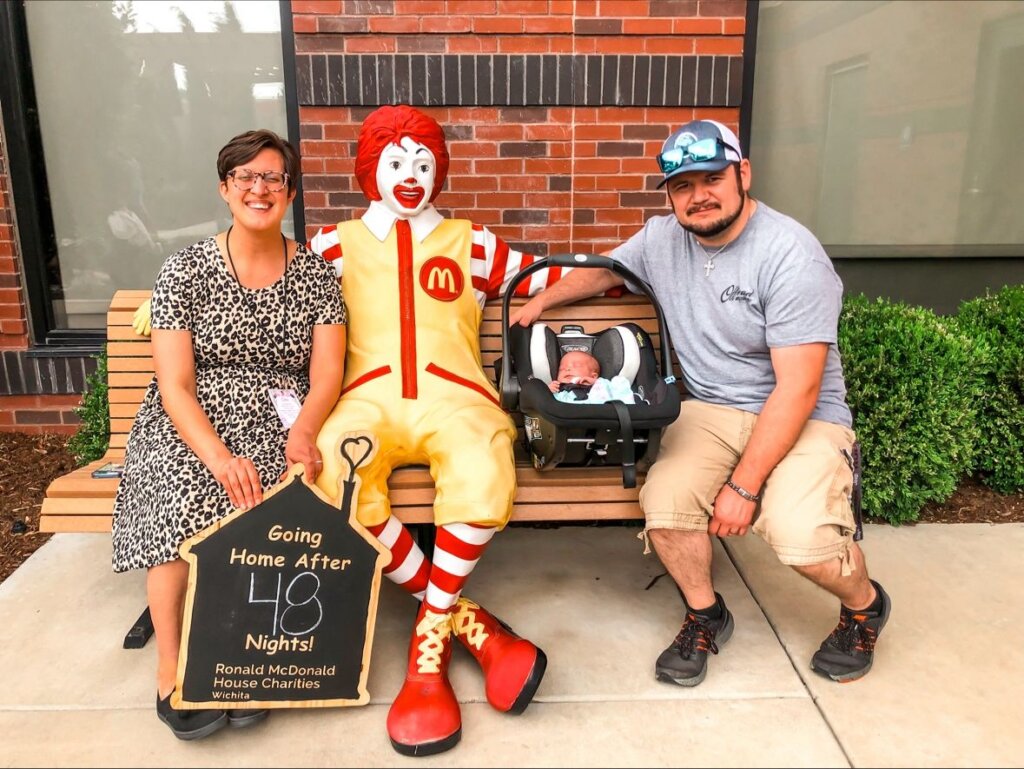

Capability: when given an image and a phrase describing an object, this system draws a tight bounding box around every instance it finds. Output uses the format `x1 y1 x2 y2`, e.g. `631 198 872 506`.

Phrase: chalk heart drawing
339 434 374 482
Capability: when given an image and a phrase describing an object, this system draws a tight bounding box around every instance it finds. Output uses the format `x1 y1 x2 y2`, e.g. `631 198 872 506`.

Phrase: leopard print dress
111 237 346 572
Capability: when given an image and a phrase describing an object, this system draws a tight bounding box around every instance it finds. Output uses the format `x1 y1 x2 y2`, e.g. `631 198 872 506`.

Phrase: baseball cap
656 119 743 188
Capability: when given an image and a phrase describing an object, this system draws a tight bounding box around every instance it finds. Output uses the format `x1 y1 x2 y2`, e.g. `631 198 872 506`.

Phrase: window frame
0 0 304 350
743 0 1024 262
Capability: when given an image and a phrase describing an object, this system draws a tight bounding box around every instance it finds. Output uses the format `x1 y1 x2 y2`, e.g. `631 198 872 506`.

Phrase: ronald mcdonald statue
307 105 572 756
129 106 572 754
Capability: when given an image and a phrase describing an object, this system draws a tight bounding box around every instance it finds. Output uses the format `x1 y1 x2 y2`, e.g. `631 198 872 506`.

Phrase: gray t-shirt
611 202 852 427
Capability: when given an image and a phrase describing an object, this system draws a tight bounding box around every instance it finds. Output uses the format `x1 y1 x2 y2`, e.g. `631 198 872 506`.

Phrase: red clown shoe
451 597 547 714
387 604 461 756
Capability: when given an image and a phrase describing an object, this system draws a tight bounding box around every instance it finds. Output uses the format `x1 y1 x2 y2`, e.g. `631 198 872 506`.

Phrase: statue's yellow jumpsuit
312 209 537 529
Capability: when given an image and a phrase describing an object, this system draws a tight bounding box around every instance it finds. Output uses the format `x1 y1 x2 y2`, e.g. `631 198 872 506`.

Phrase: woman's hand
284 427 323 483
212 455 263 510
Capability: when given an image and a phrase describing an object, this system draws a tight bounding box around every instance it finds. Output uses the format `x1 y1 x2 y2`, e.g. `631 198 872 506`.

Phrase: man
307 105 566 757
512 119 891 687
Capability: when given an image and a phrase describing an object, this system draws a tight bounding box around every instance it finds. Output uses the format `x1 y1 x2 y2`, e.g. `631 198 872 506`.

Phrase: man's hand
509 296 545 327
707 483 757 537
284 428 323 483
132 299 152 337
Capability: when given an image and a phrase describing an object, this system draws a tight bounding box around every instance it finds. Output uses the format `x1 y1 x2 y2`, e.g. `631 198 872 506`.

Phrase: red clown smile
392 184 425 209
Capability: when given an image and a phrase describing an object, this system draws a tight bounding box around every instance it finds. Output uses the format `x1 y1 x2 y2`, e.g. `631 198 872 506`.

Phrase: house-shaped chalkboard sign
173 433 390 709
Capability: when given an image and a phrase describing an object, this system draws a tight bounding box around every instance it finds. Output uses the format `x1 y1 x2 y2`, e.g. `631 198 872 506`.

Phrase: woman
111 129 346 740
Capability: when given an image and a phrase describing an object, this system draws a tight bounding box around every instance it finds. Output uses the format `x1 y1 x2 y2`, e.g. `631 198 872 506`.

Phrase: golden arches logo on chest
418 256 464 302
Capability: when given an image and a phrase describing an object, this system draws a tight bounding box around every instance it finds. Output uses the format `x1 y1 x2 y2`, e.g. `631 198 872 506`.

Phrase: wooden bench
41 289 677 534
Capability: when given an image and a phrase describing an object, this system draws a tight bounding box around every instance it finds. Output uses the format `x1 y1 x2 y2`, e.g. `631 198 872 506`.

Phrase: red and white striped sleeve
307 224 344 277
468 224 571 307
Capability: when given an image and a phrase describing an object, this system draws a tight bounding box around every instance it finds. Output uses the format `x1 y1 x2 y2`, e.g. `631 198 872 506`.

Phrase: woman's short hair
217 129 300 193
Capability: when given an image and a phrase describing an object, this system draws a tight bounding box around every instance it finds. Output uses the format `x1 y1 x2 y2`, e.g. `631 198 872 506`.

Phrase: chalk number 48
248 571 323 636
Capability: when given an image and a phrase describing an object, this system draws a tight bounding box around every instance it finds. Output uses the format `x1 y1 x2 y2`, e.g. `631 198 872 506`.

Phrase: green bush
67 349 110 465
838 295 989 524
956 285 1024 493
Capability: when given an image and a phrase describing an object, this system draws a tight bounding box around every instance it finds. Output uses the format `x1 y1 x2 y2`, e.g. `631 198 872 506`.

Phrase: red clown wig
354 105 450 203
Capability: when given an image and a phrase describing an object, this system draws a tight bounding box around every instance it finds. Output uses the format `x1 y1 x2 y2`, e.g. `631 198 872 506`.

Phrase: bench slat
390 502 644 523
46 462 640 500
109 372 155 388
110 404 142 419
110 417 137 432
107 310 143 327
40 499 643 532
106 341 152 356
38 516 115 533
107 327 149 341
108 358 155 373
109 388 149 404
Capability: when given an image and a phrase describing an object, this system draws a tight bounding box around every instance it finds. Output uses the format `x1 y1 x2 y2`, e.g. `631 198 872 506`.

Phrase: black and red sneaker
655 593 734 687
811 580 891 683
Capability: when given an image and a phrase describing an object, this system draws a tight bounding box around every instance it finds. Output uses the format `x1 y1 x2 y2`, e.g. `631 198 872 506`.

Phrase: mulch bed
914 476 1024 524
2 430 1023 584
1 431 77 583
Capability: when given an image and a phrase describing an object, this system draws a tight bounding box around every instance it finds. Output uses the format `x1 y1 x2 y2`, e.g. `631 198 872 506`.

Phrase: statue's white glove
132 299 152 337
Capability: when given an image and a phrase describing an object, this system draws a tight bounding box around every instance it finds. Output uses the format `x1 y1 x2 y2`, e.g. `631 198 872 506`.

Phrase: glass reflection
750 0 1024 255
25 0 288 329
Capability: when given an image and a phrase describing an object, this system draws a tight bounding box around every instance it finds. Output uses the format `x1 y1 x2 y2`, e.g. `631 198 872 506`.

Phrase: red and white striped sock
366 516 429 600
424 523 497 613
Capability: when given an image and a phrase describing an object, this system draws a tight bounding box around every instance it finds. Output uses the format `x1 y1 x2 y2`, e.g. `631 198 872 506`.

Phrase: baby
548 350 636 405
548 350 601 394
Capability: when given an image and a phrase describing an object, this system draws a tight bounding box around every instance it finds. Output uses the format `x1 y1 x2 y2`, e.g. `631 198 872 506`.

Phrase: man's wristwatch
725 478 761 503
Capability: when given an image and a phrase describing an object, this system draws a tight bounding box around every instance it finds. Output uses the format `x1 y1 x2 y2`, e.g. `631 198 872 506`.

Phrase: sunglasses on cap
657 137 740 176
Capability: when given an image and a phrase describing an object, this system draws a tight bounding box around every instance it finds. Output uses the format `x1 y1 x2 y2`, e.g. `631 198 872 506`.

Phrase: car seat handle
501 255 676 407
545 253 617 270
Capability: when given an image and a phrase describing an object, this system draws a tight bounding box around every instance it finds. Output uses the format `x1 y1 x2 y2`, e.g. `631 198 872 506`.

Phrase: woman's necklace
225 225 289 364
696 238 731 277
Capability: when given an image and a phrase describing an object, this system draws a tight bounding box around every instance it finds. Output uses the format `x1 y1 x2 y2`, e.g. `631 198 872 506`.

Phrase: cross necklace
697 239 731 277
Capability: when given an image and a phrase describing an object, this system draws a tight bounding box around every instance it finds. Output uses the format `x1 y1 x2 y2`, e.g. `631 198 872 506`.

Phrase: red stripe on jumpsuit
425 363 500 407
339 365 391 397
396 219 417 399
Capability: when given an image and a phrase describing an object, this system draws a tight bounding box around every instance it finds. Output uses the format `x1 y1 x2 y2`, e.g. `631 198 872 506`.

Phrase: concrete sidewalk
1 523 1022 768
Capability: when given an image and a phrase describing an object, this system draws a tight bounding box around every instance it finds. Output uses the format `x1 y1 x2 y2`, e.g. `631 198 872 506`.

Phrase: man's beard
677 172 747 238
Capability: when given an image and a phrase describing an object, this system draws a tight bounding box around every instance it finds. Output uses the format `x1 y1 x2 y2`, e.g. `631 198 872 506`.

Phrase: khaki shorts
640 400 857 570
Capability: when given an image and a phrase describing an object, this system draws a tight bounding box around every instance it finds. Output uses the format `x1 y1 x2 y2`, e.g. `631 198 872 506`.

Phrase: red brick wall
294 0 746 253
0 395 80 434
0 121 28 349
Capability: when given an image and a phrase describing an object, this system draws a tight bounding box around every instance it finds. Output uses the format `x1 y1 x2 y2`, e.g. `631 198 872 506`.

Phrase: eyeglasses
657 138 740 176
227 169 290 193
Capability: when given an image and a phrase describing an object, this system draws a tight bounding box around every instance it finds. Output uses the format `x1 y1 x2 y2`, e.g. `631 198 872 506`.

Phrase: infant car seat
498 254 682 488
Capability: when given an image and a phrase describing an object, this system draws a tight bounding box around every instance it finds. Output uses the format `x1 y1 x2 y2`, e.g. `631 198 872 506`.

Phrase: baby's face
556 351 600 385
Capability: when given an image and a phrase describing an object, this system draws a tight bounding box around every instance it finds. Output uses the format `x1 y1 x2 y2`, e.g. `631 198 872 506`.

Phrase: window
17 0 292 334
749 0 1024 257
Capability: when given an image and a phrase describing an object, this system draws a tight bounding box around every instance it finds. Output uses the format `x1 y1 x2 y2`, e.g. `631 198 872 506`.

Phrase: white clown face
376 136 436 219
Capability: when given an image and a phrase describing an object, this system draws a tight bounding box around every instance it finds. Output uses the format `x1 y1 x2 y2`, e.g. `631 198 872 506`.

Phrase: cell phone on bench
91 462 125 479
